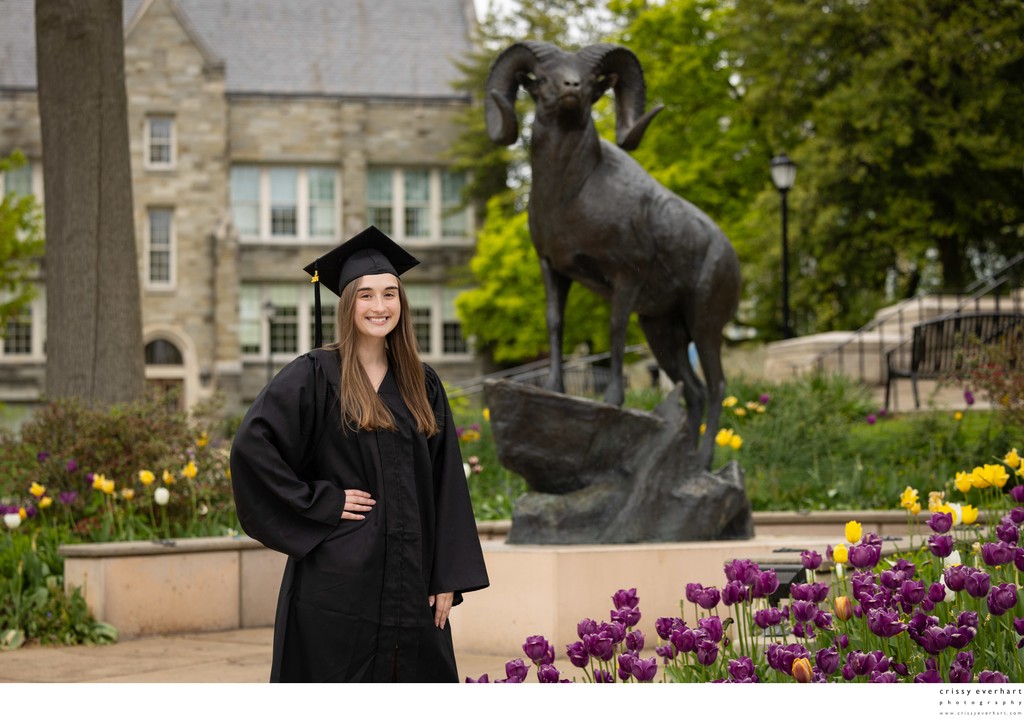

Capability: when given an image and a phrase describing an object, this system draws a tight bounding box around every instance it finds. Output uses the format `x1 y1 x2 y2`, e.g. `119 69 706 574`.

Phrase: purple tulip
655 644 678 662
625 629 644 653
1014 617 1024 637
611 607 641 627
914 625 951 655
979 670 1009 683
505 659 529 683
729 656 758 682
927 534 954 558
981 541 1016 567
693 586 721 610
1017 548 1024 573
948 624 976 650
866 608 906 638
987 583 1018 616
964 569 992 599
695 639 719 666
751 569 779 598
759 393 771 405
766 643 808 674
536 663 560 683
1010 485 1024 503
944 565 969 592
927 582 947 604
523 635 552 664
845 651 879 677
791 622 815 640
958 611 979 629
723 558 760 585
997 519 1020 544
898 579 926 606
631 656 658 682
685 582 703 604
583 632 614 661
964 389 975 405
66 459 78 472
654 616 683 640
870 671 899 683
612 588 639 610
866 414 877 425
58 491 78 505
566 641 589 669
593 669 613 683
948 652 974 683
617 652 637 681
814 611 833 630
671 628 697 653
815 647 840 675
721 580 747 606
577 618 598 639
927 512 953 533
600 621 626 644
37 451 49 463
754 607 784 629
800 550 822 570
699 616 724 643
791 600 818 624
1012 506 1024 525
465 674 489 683
914 658 942 683
847 543 881 569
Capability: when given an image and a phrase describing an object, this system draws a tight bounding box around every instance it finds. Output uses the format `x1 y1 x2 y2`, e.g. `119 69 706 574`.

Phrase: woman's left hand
428 592 454 629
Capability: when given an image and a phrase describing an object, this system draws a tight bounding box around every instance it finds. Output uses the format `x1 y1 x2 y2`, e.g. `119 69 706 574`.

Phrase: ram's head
485 41 663 151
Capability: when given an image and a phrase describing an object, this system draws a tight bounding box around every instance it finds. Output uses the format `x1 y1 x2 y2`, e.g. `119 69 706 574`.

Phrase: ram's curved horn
578 44 663 151
485 43 544 146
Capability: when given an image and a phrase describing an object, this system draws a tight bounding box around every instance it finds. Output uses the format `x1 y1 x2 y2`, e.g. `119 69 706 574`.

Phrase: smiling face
351 273 401 342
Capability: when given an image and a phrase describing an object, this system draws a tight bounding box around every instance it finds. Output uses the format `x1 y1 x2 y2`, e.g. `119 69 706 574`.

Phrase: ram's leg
640 315 704 450
694 333 727 471
604 284 640 406
541 259 571 394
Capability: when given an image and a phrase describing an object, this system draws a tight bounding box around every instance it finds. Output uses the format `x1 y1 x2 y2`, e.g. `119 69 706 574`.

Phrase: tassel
312 265 322 349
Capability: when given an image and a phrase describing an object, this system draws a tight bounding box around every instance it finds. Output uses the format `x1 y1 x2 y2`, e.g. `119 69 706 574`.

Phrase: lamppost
770 154 797 339
263 300 276 385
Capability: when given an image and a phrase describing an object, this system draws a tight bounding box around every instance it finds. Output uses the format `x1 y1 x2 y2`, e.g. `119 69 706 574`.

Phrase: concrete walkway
0 626 514 683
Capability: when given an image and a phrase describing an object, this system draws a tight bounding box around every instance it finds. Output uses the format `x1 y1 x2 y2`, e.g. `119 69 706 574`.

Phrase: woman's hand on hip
340 489 375 520
429 592 454 629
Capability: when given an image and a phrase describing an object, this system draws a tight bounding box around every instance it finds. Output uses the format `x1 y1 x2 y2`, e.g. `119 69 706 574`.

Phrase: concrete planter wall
60 510 932 652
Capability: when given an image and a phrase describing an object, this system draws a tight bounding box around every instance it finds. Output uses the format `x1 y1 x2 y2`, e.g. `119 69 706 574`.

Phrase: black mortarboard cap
303 226 419 348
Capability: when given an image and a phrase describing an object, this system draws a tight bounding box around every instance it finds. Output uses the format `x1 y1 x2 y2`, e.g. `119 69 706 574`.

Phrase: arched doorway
145 338 186 410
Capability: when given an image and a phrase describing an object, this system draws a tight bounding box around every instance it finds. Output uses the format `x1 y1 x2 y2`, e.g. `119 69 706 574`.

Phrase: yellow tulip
734 407 747 417
927 491 945 512
954 471 974 494
39 496 53 509
755 405 766 414
909 501 921 515
834 596 853 622
18 507 27 520
29 482 46 498
1005 448 1021 470
197 432 209 448
722 396 738 407
899 486 919 509
92 473 107 490
791 657 813 683
139 470 156 486
121 488 135 501
163 469 176 485
699 423 706 435
953 411 963 421
961 504 979 525
482 407 491 422
832 544 848 564
845 520 863 544
715 428 735 447
729 434 743 450
182 460 198 480
101 479 116 495
745 401 760 411
981 464 1009 489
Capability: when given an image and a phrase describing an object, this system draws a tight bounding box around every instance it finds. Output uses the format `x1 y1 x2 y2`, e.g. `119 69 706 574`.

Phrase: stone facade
0 0 483 421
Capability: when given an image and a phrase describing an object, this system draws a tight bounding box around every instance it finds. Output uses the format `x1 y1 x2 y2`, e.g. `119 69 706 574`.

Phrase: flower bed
470 448 1024 683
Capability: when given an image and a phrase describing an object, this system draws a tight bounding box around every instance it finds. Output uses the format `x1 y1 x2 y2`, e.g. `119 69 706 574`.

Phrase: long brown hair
330 278 439 436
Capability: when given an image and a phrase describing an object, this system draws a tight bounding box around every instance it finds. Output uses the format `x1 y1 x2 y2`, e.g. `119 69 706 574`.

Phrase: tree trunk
36 0 145 406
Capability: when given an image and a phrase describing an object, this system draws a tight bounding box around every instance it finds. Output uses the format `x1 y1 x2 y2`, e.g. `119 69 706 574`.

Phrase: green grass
456 372 1020 519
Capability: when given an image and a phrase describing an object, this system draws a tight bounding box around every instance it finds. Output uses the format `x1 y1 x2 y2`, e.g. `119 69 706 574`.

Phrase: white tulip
154 487 170 506
3 513 21 529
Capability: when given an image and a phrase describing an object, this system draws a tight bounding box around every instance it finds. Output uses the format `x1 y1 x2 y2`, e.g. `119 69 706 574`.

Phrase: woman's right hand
341 489 375 520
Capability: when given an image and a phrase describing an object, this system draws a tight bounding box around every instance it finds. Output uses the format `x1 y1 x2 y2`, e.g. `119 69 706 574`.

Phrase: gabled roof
0 0 476 99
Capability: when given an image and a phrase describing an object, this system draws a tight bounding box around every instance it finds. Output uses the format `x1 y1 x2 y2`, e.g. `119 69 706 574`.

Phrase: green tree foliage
0 151 44 333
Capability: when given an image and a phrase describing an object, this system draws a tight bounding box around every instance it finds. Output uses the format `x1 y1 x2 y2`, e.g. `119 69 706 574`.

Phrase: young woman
230 226 489 683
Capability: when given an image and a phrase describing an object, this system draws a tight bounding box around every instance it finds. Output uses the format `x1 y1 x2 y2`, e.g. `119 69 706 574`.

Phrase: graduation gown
230 348 489 682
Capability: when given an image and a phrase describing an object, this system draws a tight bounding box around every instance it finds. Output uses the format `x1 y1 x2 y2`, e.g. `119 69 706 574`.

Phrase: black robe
229 348 489 682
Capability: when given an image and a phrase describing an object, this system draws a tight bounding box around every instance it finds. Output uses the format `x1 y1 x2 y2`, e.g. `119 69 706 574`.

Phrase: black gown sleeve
230 352 346 559
424 365 490 600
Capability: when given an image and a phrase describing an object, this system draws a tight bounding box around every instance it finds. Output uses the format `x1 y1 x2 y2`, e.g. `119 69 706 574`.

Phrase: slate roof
0 0 476 99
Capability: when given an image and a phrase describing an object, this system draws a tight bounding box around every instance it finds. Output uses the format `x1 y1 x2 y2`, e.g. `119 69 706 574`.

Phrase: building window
145 339 183 365
241 284 335 357
1 159 33 197
146 117 175 169
3 307 32 356
147 208 174 287
404 285 470 359
366 167 471 242
231 166 340 243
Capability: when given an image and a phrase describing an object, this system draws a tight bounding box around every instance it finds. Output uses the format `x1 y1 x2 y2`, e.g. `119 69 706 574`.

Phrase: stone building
0 0 483 422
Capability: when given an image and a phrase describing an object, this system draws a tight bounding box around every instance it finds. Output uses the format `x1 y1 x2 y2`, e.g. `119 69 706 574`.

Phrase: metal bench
884 311 1024 410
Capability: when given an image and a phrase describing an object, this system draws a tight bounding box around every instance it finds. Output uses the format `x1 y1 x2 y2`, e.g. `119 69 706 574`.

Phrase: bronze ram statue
485 41 742 469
